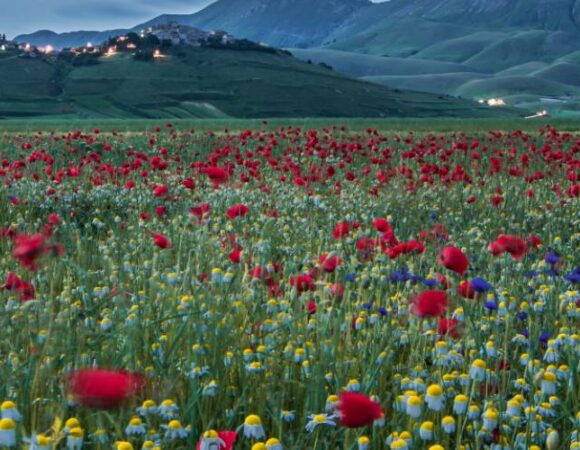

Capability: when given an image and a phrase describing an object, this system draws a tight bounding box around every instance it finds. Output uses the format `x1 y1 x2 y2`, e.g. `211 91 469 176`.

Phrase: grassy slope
0 47 508 120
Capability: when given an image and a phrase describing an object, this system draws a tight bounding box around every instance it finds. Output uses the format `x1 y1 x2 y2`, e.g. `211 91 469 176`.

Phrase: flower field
0 123 578 450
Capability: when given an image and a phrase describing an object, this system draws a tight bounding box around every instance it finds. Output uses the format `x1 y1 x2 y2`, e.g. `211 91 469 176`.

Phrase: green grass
2 117 580 134
0 47 503 120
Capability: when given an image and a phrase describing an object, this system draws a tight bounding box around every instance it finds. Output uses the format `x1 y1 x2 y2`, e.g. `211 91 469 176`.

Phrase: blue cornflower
545 252 560 265
564 268 580 283
471 277 492 293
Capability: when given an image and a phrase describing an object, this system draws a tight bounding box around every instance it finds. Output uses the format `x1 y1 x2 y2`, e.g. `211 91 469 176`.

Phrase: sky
0 0 389 39
0 0 215 39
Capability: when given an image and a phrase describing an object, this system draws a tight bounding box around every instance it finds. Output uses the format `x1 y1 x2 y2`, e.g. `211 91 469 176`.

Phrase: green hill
0 46 505 119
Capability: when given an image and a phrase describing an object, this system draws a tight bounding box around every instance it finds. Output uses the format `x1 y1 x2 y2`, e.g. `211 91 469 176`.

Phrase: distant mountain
138 0 371 48
14 29 130 49
0 45 504 119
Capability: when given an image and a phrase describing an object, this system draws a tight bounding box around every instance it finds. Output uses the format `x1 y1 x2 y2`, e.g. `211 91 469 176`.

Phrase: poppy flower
203 166 229 186
68 369 144 409
1 272 35 302
307 300 317 314
12 234 47 270
457 280 475 299
438 318 461 339
338 392 383 428
372 218 391 233
152 185 169 198
490 234 527 259
182 178 195 190
333 222 351 240
226 204 250 220
289 274 316 294
191 202 211 218
319 254 341 273
229 248 242 264
412 290 448 317
153 233 171 249
437 246 469 275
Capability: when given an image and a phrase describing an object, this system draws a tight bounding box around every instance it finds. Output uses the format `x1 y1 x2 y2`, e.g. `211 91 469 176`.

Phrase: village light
0 45 5 51
153 49 165 58
44 45 53 54
487 98 505 107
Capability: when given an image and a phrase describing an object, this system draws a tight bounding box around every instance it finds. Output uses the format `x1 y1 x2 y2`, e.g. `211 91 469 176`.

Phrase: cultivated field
0 121 578 450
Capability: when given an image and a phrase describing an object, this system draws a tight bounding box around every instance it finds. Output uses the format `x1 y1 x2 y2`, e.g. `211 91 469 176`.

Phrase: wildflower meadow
0 123 578 450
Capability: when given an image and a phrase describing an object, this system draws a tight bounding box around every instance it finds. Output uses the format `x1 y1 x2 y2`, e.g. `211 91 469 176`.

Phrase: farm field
0 121 578 450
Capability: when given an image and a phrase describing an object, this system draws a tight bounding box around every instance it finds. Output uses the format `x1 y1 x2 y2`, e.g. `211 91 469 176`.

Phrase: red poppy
226 204 250 220
289 274 316 294
372 218 391 233
203 166 229 186
68 369 144 409
490 196 504 207
13 234 47 270
307 300 317 314
319 254 341 273
229 248 242 264
196 431 237 450
1 272 35 302
190 202 211 218
182 178 195 190
47 213 61 225
437 246 469 275
338 392 383 428
438 318 461 339
489 234 528 259
457 280 475 299
333 222 351 240
152 185 169 198
412 290 448 317
153 233 171 249
329 283 345 299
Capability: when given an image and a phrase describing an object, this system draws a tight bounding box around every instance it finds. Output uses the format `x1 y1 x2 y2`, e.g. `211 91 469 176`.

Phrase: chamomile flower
157 399 179 420
305 414 336 432
280 410 296 422
419 421 434 441
358 436 370 450
162 420 188 440
406 395 422 418
125 417 147 436
442 416 456 434
0 402 21 422
198 430 224 450
66 427 83 450
265 437 283 450
27 434 51 450
137 400 157 416
469 359 486 381
425 384 444 411
244 415 266 439
0 419 16 447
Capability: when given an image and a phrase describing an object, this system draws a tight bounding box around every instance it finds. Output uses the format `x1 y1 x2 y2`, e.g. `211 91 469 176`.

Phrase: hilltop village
0 23 271 62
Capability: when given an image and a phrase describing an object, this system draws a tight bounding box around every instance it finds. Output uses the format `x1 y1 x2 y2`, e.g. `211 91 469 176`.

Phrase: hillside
138 0 370 48
13 0 580 116
0 46 506 119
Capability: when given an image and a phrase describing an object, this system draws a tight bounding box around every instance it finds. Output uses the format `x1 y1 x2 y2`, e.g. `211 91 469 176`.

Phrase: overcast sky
0 0 215 38
0 0 389 39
